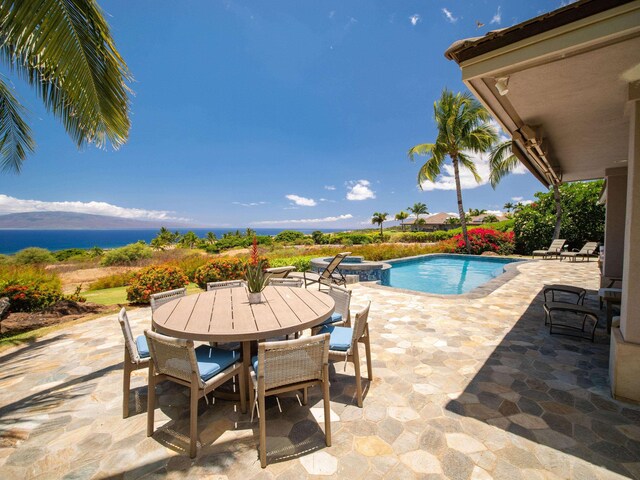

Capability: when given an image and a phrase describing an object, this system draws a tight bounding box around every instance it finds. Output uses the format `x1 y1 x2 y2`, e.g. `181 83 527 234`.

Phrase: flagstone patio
0 259 639 479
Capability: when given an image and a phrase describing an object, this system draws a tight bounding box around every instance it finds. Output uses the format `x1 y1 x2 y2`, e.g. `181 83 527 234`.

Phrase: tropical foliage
0 265 63 311
101 241 152 266
444 228 515 255
512 181 605 254
126 265 189 304
0 0 132 172
409 89 498 253
371 212 388 237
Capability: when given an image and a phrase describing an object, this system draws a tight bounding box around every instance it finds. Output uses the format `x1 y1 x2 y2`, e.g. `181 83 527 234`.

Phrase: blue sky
0 1 567 229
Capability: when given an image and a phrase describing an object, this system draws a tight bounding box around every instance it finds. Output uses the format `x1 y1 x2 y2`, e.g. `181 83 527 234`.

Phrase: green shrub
513 181 604 254
0 265 63 312
87 272 135 291
101 242 152 266
328 233 377 245
126 265 189 304
169 254 210 282
393 231 454 243
311 231 329 245
274 230 306 244
53 248 90 262
13 247 55 265
193 257 272 289
0 254 10 265
268 256 313 272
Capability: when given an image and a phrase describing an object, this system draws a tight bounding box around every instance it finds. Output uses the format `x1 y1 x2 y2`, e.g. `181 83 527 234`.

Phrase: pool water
383 255 520 295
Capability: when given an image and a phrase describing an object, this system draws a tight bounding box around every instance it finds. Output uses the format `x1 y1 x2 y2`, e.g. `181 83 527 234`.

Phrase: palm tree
409 89 498 253
503 202 515 214
489 140 562 239
0 1 132 172
408 202 429 222
395 211 409 231
468 208 487 216
371 212 388 237
206 232 217 245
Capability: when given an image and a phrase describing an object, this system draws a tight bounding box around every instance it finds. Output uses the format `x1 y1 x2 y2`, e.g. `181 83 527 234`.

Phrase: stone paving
0 259 639 479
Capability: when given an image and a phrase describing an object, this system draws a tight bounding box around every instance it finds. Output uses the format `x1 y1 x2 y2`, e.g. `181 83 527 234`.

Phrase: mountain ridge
0 211 200 229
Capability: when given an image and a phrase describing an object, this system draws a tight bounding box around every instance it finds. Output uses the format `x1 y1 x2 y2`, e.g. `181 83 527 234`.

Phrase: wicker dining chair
206 280 246 291
313 285 352 335
268 277 303 288
144 330 246 458
117 307 150 418
150 287 187 313
249 335 331 468
318 302 372 407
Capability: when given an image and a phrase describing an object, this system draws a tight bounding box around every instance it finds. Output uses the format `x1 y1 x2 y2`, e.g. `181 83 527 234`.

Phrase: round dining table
152 285 335 399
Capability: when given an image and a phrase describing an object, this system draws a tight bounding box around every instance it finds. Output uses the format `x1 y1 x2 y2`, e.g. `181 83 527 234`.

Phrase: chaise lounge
560 242 599 262
532 239 566 259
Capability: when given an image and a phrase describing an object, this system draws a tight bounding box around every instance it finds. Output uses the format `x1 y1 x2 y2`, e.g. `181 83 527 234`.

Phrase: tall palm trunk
452 155 471 253
380 223 383 237
552 183 562 240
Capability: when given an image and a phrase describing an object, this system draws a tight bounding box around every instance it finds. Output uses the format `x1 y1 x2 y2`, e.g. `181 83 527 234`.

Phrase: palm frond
0 78 35 172
488 140 520 188
457 152 482 184
417 157 444 187
0 0 132 155
408 143 434 162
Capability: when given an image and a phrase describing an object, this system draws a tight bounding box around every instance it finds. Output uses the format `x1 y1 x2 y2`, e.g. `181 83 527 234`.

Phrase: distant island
0 211 197 230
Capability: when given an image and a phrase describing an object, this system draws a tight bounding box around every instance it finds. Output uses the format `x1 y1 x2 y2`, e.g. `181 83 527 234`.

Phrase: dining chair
150 287 187 313
313 285 351 334
206 280 246 291
317 302 372 407
249 334 331 468
144 330 246 458
117 307 150 418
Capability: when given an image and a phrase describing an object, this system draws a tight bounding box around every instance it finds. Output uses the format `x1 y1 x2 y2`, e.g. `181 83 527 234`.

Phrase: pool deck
1 258 639 479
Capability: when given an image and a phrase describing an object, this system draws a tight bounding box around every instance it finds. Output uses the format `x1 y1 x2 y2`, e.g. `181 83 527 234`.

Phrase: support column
603 167 627 280
610 81 640 403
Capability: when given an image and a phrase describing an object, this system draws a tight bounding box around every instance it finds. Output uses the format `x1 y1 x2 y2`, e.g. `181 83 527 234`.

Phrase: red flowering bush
193 256 270 289
444 228 515 255
0 265 63 312
126 265 189 304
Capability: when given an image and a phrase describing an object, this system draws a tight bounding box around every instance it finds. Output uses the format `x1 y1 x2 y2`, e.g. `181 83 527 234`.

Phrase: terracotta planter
248 292 262 304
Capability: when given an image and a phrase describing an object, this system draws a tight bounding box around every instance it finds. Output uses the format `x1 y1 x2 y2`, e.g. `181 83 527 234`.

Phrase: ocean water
0 228 343 254
384 254 520 295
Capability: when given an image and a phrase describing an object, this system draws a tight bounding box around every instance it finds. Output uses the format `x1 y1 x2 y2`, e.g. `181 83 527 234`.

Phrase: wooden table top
152 286 335 342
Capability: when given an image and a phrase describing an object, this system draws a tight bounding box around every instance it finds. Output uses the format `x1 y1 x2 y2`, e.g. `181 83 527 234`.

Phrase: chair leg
189 383 198 458
364 336 373 381
146 364 155 437
353 347 363 408
302 387 308 405
322 369 331 447
259 392 267 468
238 370 247 414
123 361 131 418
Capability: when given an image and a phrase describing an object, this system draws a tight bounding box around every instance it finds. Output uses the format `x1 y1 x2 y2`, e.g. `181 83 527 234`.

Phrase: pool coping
358 253 529 300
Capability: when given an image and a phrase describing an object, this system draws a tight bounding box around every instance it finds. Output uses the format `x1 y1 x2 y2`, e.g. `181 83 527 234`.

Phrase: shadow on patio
445 288 640 478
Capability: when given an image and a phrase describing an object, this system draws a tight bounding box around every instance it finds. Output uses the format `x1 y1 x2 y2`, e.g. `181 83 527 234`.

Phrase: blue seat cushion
136 335 150 358
195 345 241 382
318 312 343 327
319 325 353 351
251 355 259 373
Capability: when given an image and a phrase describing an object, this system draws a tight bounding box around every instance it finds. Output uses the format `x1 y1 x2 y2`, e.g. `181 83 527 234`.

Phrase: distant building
403 212 457 232
468 213 508 225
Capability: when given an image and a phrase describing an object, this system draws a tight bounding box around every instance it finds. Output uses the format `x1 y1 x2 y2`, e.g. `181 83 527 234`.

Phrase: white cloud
346 180 375 201
442 8 458 23
324 185 336 191
252 214 353 225
0 194 189 222
409 14 421 26
490 6 502 24
511 196 523 202
232 201 268 207
285 194 317 207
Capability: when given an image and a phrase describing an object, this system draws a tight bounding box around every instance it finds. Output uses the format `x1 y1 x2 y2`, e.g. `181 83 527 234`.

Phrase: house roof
444 0 640 186
404 212 455 225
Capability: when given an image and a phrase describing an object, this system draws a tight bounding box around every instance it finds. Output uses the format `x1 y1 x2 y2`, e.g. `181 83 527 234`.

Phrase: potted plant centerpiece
246 237 268 304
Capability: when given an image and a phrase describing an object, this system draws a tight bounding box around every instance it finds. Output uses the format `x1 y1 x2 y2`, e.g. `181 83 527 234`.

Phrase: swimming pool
382 254 521 295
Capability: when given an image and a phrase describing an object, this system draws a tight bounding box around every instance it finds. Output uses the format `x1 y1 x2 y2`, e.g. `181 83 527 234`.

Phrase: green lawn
84 282 203 306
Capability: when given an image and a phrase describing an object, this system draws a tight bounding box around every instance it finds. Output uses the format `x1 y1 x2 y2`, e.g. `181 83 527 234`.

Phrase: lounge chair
264 266 296 278
543 302 600 342
532 239 566 259
560 242 599 262
303 252 351 290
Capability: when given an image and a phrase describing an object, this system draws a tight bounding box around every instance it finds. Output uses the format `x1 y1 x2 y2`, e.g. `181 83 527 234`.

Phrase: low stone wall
310 256 391 283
